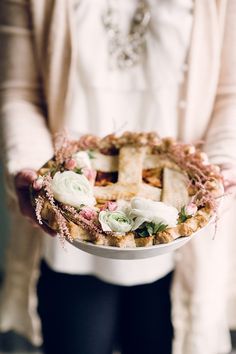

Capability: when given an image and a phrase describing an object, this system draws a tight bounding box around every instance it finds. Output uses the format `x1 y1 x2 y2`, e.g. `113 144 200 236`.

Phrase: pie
31 132 224 247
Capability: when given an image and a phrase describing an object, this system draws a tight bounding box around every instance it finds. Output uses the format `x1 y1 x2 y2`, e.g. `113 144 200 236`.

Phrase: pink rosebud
79 207 97 220
199 152 209 165
78 135 100 149
185 145 196 154
185 203 198 217
82 168 97 185
33 177 43 191
107 201 118 211
100 201 118 211
65 159 77 170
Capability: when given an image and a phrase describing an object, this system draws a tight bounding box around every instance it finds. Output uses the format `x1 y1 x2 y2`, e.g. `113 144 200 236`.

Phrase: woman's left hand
220 163 236 194
15 168 57 236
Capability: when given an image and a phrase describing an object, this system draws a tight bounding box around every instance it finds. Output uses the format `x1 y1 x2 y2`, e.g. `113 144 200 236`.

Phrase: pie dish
31 131 224 254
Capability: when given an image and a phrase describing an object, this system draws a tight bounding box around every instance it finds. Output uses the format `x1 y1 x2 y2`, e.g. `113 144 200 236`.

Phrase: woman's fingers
15 168 38 188
40 222 57 237
220 164 236 193
15 169 57 237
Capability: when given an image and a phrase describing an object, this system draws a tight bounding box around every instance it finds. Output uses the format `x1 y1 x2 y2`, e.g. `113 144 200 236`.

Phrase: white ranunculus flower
52 171 96 208
72 151 92 170
130 197 178 230
99 210 134 233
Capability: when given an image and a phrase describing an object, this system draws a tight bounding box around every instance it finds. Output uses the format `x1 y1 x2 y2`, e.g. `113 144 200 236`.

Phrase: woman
0 1 236 354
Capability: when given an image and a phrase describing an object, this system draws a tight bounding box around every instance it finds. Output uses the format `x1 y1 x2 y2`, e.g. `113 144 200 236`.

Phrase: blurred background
0 162 41 354
0 163 8 273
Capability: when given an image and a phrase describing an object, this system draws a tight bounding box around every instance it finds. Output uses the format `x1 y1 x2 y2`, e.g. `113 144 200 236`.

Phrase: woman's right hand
14 168 56 236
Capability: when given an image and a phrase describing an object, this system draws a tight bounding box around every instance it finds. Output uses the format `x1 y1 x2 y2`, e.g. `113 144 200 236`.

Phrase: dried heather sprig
60 205 103 236
53 206 72 243
36 174 72 243
35 196 44 224
163 141 223 211
61 204 103 240
54 131 81 164
62 204 78 216
76 216 102 237
42 174 55 205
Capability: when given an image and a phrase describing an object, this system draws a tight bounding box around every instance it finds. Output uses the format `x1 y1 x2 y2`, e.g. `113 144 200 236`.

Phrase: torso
43 0 194 285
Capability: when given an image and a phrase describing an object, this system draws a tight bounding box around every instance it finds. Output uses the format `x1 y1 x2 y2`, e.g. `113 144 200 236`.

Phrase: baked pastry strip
161 167 190 210
93 183 139 202
118 146 147 185
89 153 181 173
137 183 162 201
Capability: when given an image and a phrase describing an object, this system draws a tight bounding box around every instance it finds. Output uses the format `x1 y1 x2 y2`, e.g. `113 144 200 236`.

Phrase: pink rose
82 168 97 185
100 201 118 212
185 203 198 217
79 207 97 220
107 201 118 211
65 158 77 170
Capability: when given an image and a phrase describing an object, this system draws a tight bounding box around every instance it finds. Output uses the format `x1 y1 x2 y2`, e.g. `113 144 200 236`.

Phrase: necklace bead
102 1 151 70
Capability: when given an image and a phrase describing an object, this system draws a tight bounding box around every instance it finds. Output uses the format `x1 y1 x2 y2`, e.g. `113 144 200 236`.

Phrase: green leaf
136 222 168 237
50 168 58 177
88 150 95 159
75 167 82 174
178 206 188 223
146 223 154 236
154 223 168 233
136 228 150 237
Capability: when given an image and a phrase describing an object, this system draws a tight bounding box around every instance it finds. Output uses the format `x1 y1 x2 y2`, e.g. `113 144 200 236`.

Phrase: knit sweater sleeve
204 0 236 167
0 0 53 185
172 3 236 354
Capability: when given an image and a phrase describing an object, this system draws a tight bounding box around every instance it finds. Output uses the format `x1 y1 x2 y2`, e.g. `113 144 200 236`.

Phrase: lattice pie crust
32 132 223 247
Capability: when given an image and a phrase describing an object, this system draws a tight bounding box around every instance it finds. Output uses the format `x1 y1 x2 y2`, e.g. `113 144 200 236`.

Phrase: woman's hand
15 168 56 236
220 163 236 194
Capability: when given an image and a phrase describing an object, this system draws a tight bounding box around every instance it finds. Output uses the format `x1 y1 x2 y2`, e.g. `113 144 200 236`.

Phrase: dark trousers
37 261 173 354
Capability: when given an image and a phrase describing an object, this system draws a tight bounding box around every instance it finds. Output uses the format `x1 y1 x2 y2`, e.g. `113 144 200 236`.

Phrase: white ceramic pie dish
67 215 215 259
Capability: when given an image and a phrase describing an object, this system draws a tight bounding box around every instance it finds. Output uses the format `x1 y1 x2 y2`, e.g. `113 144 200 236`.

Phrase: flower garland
32 132 223 243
